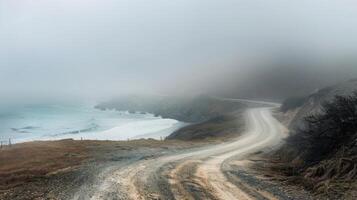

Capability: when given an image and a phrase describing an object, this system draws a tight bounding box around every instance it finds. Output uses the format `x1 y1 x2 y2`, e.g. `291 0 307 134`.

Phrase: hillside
281 79 357 133
271 79 357 199
96 95 247 140
167 113 244 141
96 95 246 123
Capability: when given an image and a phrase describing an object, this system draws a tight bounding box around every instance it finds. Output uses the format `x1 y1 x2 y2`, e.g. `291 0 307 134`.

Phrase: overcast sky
1 0 357 101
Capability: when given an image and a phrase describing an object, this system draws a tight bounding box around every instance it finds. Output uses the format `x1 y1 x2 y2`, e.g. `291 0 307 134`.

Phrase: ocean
0 103 185 144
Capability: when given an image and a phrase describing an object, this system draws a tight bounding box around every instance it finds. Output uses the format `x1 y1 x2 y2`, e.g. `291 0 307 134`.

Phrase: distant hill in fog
95 95 246 123
212 60 357 101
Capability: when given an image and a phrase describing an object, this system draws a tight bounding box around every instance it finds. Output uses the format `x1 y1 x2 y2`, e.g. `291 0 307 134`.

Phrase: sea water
0 103 185 143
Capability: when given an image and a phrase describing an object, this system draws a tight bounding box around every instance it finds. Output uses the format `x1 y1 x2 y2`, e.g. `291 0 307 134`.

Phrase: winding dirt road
74 106 290 200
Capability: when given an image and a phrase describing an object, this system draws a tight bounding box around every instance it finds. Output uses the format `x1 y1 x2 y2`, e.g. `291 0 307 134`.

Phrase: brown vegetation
0 139 198 199
167 113 244 141
0 139 89 190
269 92 357 199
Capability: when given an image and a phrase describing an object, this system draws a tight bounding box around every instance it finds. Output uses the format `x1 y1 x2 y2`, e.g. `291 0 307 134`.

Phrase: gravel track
73 106 312 200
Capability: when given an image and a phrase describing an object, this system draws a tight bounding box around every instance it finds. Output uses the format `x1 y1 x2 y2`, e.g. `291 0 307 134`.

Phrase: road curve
77 107 287 200
192 107 286 200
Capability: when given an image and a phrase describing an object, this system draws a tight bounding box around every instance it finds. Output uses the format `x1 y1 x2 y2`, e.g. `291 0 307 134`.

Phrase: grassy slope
167 113 244 141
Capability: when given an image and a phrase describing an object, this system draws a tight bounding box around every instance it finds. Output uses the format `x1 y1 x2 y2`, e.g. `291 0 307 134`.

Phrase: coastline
0 107 245 200
0 96 247 199
0 106 187 145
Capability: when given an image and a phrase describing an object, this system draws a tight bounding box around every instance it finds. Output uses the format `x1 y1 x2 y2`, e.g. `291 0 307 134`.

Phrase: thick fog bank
1 0 357 102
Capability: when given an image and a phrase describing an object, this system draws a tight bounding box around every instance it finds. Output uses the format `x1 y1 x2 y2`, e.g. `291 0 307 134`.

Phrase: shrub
302 92 357 162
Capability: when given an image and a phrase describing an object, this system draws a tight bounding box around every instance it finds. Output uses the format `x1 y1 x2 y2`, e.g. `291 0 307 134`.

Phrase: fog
1 0 357 102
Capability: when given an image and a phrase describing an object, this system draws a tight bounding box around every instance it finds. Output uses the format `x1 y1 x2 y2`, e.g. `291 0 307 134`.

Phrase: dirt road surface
73 107 308 200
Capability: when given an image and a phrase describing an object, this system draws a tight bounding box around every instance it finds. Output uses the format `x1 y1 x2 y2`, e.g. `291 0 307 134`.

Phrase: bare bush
302 92 357 163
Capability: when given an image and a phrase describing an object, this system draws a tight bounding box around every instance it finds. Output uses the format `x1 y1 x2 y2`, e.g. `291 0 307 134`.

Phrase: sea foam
0 103 186 143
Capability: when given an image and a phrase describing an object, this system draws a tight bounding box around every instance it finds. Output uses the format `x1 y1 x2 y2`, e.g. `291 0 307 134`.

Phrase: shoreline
0 108 245 200
0 96 248 199
1 110 187 145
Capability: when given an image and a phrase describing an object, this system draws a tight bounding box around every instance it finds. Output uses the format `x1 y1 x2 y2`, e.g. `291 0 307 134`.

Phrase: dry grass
168 113 245 141
0 138 199 191
0 139 90 189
